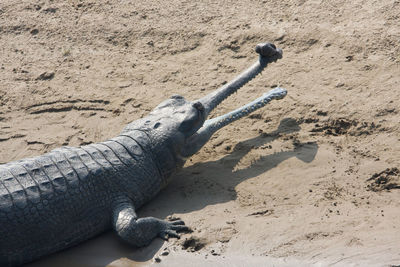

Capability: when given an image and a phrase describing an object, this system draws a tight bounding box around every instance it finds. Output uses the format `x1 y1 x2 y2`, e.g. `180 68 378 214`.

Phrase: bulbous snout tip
255 43 282 59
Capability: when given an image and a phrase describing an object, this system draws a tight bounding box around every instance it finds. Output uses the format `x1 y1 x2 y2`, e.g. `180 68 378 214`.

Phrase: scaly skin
0 43 285 266
0 131 167 265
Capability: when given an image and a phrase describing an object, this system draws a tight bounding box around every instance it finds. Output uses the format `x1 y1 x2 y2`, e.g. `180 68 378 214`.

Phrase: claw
164 229 180 239
167 216 181 222
171 224 189 232
171 220 185 225
159 232 169 241
159 218 191 242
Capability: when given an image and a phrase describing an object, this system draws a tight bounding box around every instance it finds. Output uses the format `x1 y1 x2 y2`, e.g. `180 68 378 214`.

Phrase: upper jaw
196 42 283 117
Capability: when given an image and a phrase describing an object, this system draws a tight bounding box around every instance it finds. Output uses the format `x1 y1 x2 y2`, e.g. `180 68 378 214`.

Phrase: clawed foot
158 217 191 240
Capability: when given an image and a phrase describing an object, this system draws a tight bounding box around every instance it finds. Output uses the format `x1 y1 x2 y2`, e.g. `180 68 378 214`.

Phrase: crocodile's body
0 132 162 264
0 43 285 266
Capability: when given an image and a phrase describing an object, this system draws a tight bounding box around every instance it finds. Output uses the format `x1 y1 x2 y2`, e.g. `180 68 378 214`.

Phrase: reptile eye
192 102 204 111
171 94 184 100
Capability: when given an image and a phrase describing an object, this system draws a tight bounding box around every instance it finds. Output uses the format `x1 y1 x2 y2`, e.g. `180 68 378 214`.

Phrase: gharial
0 42 286 266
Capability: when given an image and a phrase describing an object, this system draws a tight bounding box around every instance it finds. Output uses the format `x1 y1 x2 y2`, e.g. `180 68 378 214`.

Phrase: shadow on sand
148 117 318 216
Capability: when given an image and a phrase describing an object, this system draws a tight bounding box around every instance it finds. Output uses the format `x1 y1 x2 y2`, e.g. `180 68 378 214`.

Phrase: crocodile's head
122 43 285 181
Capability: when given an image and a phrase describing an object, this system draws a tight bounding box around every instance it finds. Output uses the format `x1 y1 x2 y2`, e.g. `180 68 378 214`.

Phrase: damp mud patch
310 118 383 136
181 236 207 252
367 168 400 191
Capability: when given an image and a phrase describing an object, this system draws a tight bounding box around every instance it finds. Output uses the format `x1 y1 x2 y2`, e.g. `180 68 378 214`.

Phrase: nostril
192 102 204 111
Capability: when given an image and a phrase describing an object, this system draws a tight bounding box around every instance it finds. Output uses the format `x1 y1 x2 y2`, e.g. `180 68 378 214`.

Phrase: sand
1 0 399 266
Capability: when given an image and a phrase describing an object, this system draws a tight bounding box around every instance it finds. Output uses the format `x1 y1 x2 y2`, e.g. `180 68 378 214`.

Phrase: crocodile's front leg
112 196 188 246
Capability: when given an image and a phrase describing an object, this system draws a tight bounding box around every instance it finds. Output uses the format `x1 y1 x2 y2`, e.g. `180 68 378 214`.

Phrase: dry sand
1 0 400 266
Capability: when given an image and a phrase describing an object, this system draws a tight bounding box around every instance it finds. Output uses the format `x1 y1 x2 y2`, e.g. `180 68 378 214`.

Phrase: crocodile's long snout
181 43 284 158
182 87 287 158
197 42 283 117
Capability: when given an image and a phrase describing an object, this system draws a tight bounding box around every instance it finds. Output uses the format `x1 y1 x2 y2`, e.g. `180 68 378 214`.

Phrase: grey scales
0 42 286 266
